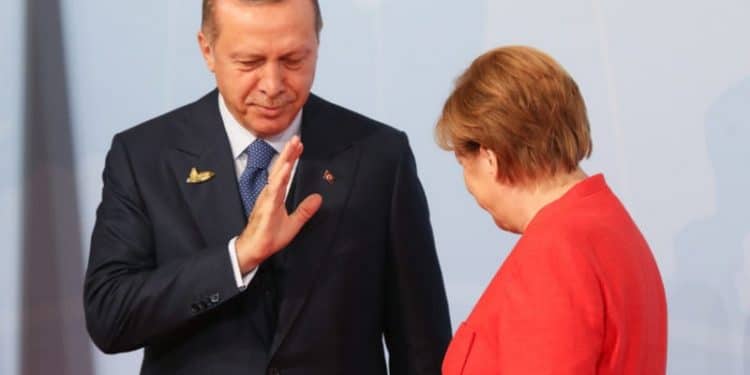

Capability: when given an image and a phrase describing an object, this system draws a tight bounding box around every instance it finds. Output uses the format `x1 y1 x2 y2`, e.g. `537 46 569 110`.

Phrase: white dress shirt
219 93 302 290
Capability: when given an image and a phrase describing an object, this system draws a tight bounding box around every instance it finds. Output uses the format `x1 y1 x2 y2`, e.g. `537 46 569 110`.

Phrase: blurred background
2 0 748 373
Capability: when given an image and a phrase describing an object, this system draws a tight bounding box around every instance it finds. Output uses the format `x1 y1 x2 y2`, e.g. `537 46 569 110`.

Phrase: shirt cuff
228 237 258 290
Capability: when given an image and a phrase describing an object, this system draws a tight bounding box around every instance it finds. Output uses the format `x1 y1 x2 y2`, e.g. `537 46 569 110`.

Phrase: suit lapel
167 90 246 247
270 95 363 355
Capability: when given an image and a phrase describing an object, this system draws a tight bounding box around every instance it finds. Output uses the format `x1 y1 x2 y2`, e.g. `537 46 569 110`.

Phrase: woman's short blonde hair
436 46 592 184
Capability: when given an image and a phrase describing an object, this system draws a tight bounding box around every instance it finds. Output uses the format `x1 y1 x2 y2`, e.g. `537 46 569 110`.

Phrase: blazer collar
173 91 362 158
174 91 362 159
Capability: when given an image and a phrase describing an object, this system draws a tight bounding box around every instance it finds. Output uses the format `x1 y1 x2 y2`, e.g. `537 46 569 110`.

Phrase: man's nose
258 63 285 99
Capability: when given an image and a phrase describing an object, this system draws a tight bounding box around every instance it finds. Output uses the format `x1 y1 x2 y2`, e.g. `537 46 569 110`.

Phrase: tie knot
245 139 277 169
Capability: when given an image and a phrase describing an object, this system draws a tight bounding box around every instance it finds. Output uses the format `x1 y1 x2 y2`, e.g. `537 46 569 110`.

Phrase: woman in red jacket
437 46 667 374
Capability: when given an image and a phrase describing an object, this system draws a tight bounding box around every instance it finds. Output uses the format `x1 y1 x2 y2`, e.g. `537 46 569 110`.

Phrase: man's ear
197 31 216 73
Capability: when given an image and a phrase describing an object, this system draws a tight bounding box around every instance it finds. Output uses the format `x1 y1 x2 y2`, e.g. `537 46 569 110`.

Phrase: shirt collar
219 93 303 159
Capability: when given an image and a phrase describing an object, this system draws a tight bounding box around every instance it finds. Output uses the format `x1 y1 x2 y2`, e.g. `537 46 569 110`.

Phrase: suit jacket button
268 368 280 375
209 293 220 303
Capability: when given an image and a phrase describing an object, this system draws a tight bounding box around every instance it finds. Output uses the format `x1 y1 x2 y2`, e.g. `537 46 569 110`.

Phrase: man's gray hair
202 0 323 41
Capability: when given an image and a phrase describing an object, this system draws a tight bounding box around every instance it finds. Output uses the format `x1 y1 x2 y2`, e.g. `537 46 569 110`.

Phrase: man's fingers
288 193 323 231
268 159 294 204
270 136 302 176
267 137 303 202
268 140 290 177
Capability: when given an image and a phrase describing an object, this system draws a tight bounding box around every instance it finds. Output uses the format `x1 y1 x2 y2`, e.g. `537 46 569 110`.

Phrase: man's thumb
289 193 323 230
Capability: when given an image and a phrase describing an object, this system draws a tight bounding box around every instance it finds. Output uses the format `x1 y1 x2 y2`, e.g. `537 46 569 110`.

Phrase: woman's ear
481 146 499 178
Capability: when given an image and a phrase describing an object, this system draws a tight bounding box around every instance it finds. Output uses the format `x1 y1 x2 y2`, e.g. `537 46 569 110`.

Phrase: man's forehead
214 1 316 34
214 0 311 18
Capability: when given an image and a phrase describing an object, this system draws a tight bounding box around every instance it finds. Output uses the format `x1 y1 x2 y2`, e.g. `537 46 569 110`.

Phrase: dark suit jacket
84 90 451 374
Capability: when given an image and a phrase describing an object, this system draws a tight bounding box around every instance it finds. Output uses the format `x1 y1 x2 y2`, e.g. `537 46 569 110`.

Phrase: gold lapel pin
323 169 335 185
186 167 215 184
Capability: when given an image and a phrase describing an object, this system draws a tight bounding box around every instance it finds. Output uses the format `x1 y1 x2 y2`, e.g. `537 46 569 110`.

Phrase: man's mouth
253 104 285 117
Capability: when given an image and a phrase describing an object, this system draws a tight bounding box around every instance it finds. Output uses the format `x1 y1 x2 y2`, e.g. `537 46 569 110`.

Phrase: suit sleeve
383 133 452 375
495 239 604 374
83 135 243 354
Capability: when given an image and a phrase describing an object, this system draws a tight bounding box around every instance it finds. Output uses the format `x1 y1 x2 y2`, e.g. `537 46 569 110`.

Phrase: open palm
235 136 322 273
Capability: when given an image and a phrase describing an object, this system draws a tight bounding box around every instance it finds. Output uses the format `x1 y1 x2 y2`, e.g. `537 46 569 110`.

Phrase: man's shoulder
115 90 217 148
305 94 407 148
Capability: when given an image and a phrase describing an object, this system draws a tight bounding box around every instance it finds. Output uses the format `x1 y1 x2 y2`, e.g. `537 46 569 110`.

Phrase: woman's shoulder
494 221 604 302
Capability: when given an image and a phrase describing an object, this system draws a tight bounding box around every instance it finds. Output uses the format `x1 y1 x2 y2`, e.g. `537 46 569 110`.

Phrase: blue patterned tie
239 139 277 216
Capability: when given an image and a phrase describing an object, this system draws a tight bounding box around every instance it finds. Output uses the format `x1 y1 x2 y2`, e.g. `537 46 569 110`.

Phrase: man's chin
243 116 293 138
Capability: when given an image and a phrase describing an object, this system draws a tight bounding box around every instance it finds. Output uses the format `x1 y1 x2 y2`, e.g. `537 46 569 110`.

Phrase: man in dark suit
83 0 451 374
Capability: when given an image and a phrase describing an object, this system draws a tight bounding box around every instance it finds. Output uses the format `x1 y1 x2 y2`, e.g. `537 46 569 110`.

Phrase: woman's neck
515 168 588 232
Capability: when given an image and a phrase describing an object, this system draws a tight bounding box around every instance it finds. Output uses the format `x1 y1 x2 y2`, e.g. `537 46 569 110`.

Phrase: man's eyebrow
282 48 312 58
229 52 263 60
228 47 312 60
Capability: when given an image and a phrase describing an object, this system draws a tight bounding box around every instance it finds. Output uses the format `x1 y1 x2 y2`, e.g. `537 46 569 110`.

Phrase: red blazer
443 175 667 374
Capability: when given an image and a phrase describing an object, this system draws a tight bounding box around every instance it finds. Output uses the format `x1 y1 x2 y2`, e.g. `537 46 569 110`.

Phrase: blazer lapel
270 95 363 355
167 90 246 247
